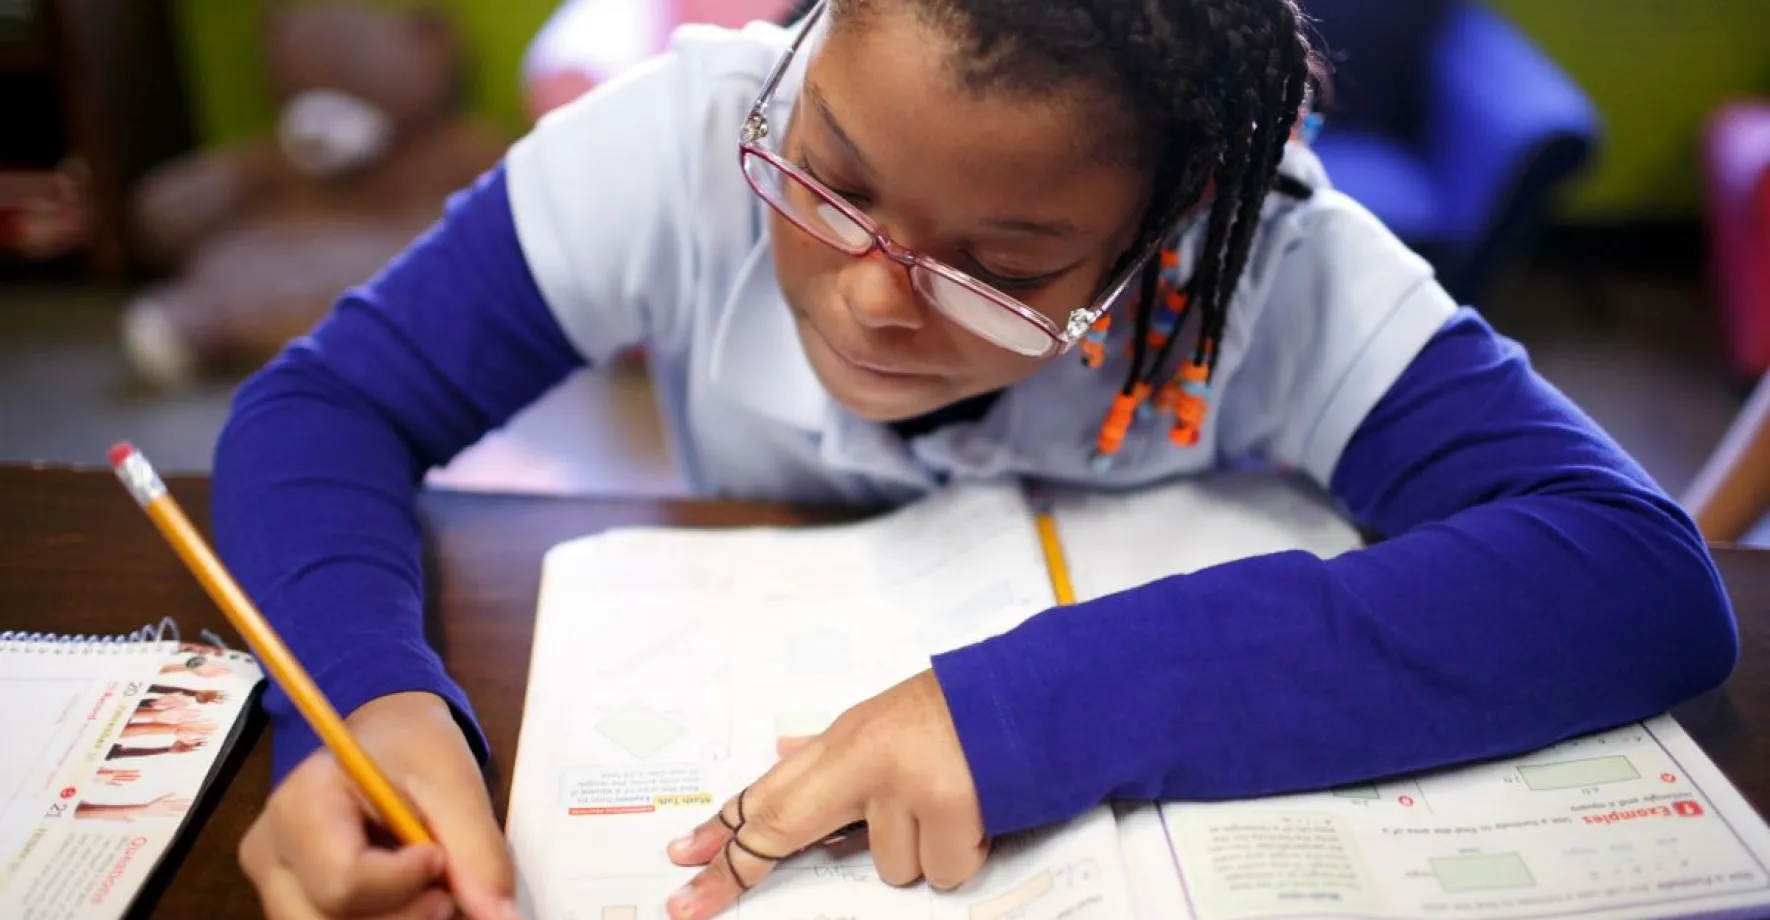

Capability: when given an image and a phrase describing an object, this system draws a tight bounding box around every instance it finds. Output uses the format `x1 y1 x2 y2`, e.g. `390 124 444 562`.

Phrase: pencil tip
108 442 136 469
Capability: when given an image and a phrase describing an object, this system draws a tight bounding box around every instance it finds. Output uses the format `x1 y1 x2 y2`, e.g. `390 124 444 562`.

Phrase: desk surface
4 466 1769 919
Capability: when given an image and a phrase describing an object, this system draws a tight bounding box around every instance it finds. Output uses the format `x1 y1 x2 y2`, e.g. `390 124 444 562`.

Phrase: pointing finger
666 789 781 919
664 762 864 919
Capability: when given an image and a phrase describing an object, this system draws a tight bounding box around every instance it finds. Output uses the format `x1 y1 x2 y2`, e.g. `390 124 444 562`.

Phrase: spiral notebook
0 620 264 919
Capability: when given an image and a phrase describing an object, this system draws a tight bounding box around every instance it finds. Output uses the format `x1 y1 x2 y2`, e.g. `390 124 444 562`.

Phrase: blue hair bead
1299 112 1324 145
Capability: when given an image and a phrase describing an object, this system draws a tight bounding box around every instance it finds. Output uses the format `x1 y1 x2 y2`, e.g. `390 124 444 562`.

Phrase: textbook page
507 482 1139 919
1049 475 1770 919
1127 716 1770 920
1046 470 1364 603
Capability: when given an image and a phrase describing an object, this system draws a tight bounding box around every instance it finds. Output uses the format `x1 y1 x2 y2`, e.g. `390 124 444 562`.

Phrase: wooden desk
4 466 1769 918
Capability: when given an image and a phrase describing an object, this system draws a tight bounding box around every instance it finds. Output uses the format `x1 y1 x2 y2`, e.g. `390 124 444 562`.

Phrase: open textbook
505 473 1770 920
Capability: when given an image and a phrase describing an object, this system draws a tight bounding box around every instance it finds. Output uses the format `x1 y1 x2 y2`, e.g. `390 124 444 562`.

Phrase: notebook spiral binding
0 618 236 654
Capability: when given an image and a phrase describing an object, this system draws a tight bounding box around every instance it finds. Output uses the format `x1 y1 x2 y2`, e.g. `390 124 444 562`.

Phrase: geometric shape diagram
971 869 1054 920
1332 784 1381 800
784 629 852 676
601 909 637 920
1517 755 1640 792
594 702 685 761
1430 852 1536 893
774 710 831 739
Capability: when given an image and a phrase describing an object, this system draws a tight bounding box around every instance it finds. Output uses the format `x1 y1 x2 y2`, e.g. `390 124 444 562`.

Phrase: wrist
345 690 485 777
263 643 488 785
347 691 465 754
347 690 453 727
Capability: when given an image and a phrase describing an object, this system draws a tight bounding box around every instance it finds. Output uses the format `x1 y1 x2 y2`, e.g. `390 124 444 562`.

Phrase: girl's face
768 7 1151 422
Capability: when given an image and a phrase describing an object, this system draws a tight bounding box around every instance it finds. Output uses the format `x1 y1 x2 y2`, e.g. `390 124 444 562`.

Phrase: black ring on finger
723 838 753 892
718 784 751 833
728 831 787 863
729 787 789 861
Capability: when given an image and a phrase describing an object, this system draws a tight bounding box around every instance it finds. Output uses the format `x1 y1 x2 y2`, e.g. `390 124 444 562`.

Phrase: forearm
213 362 480 781
73 803 141 821
938 489 1735 834
934 310 1738 836
210 162 586 783
106 747 166 760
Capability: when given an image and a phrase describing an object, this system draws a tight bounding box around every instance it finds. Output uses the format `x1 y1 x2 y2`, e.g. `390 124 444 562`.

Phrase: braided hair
778 0 1325 454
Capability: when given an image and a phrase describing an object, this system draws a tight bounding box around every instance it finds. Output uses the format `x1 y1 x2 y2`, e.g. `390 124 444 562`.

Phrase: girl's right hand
238 691 521 920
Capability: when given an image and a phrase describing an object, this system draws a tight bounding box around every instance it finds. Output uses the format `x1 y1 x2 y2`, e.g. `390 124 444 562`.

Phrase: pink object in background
521 0 793 120
1703 101 1770 378
0 158 89 261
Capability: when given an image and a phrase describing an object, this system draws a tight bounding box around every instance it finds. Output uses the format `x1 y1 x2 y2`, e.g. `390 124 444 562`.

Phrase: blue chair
1302 0 1601 306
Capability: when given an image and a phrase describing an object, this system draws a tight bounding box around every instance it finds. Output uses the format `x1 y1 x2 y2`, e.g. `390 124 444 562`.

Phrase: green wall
171 0 558 144
174 0 1770 221
1485 0 1770 221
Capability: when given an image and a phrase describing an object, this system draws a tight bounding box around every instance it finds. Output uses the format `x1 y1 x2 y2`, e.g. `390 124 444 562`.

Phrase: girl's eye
970 264 1063 292
795 156 869 206
796 145 1059 292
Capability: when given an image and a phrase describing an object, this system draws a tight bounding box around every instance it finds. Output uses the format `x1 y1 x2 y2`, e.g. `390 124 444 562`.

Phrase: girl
214 1 1739 919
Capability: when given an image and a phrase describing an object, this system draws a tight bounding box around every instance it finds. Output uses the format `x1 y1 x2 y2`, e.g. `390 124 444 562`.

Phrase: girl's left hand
663 669 988 920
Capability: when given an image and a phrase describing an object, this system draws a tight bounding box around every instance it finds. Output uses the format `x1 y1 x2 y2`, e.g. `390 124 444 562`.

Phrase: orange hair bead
1169 395 1208 447
1167 359 1212 447
1091 383 1149 469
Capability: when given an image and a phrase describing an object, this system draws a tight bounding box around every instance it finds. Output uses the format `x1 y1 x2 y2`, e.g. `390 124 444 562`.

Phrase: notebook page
507 482 1140 919
0 632 263 919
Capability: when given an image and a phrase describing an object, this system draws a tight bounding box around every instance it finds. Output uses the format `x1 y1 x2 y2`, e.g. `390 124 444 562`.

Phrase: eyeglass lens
741 151 1060 357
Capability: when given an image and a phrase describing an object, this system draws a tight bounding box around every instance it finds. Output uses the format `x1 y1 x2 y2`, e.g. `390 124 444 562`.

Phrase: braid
1187 0 1313 381
1124 245 1163 396
1069 0 1317 394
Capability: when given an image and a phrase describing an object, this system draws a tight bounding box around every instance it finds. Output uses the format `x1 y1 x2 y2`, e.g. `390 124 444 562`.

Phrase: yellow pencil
108 442 433 847
1033 506 1077 606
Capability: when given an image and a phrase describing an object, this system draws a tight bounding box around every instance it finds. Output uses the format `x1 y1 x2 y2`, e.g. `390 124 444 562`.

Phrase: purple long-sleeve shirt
211 163 1738 837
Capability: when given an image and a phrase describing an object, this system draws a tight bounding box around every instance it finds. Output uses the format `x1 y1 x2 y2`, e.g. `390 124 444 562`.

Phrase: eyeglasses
737 0 1182 360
